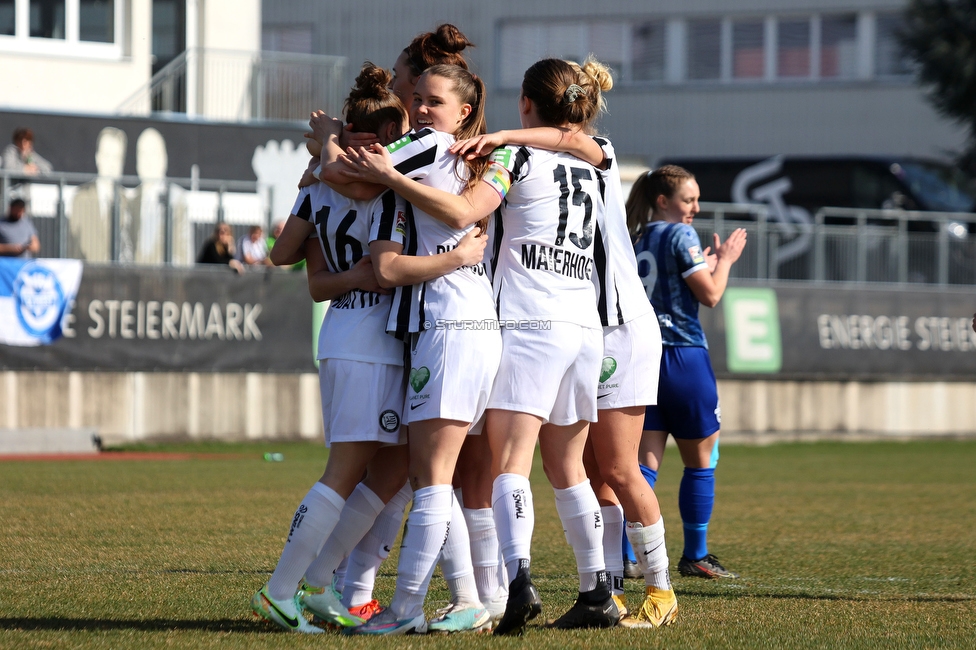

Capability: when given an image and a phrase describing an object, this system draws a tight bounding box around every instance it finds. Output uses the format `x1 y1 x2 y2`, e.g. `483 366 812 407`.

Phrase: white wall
0 0 262 116
0 1 152 114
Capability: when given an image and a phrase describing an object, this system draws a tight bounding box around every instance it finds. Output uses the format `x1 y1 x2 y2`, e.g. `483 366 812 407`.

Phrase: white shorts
319 359 405 447
488 322 603 426
404 326 502 428
598 310 663 410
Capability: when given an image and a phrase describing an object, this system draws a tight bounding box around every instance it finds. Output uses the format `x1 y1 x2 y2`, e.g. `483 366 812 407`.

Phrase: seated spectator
197 223 244 274
0 199 40 258
2 127 53 177
238 225 272 266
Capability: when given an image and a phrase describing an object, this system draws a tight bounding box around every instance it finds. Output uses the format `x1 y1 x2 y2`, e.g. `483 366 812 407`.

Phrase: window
80 0 113 43
30 0 65 39
732 19 764 79
777 19 810 78
820 14 857 79
631 20 665 82
1 0 120 56
588 22 625 81
687 19 721 80
0 0 14 36
875 12 911 77
497 12 910 88
262 25 313 54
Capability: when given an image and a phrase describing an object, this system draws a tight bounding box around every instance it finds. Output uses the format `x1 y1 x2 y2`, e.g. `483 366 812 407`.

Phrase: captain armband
482 162 512 200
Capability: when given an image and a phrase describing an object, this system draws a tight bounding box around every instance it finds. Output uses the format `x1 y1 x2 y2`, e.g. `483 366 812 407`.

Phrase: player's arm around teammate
630 166 746 580
453 58 678 629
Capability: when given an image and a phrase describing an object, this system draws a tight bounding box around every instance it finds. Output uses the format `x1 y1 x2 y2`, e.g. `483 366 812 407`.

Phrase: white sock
333 557 348 595
390 484 454 619
266 482 344 600
438 492 480 606
626 517 671 590
342 482 412 608
462 507 501 602
553 479 605 593
602 504 625 596
304 483 385 587
491 473 534 581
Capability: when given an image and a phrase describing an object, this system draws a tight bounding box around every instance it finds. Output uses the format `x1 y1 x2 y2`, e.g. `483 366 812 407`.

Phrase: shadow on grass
679 589 975 603
0 618 275 633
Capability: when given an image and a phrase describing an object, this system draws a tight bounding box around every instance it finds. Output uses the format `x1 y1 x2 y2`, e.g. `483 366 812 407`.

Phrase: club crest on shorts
379 410 400 433
599 357 617 383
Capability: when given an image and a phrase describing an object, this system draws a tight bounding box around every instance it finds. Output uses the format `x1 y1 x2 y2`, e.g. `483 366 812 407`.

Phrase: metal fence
3 175 975 286
117 49 347 122
1 170 272 265
692 202 976 286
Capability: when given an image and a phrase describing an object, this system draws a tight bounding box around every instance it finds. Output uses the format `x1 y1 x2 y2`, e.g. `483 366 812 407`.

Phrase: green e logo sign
723 288 782 373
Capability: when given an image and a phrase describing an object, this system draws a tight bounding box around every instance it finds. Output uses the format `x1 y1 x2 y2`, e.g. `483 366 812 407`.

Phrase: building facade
0 0 260 115
264 0 967 164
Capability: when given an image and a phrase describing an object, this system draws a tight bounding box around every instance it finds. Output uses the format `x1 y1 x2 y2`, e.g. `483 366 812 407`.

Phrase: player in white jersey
341 58 623 634
449 57 677 630
313 26 506 630
316 63 501 636
249 63 485 634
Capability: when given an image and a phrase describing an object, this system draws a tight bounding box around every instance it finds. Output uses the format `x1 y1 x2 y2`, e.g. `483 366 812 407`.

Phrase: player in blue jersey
628 165 747 579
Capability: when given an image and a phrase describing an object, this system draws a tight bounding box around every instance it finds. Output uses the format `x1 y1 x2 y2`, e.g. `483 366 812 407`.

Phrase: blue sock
679 467 715 561
621 464 660 563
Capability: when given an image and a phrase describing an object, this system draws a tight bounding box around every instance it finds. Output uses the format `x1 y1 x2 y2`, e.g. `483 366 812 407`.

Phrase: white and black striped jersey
371 129 496 339
291 184 404 365
591 137 653 327
487 145 602 329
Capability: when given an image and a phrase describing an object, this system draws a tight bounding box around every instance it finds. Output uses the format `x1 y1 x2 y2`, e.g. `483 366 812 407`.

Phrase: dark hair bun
348 62 392 102
432 23 474 54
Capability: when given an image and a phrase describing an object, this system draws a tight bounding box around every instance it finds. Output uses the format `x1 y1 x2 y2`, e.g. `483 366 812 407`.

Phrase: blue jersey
634 221 709 347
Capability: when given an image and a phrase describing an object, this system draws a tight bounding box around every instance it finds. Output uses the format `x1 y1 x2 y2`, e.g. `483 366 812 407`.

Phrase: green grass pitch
1 439 974 649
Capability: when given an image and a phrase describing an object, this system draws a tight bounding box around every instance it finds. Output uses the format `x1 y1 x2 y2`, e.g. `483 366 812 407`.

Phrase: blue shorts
644 346 720 440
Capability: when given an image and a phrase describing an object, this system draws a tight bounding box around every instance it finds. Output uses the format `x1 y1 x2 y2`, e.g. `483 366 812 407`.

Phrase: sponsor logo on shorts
715 401 722 424
598 357 620 393
599 357 618 384
409 366 430 393
410 402 427 410
379 410 400 433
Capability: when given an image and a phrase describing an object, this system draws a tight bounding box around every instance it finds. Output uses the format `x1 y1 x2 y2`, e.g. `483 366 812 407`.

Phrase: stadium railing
3 171 974 286
693 202 976 286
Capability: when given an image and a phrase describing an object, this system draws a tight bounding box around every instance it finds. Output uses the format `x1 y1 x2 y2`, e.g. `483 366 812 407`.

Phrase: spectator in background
0 199 40 258
238 225 272 267
2 127 53 176
267 220 305 271
197 223 244 274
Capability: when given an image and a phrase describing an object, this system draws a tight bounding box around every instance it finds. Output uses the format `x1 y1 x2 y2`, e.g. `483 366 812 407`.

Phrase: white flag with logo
0 258 83 346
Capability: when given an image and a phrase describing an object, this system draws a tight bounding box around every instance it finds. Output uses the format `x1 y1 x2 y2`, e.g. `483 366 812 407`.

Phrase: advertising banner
0 266 315 372
704 283 976 380
0 258 83 346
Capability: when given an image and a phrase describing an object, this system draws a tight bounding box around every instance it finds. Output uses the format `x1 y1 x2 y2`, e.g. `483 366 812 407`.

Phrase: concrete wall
2 371 975 444
0 371 322 444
